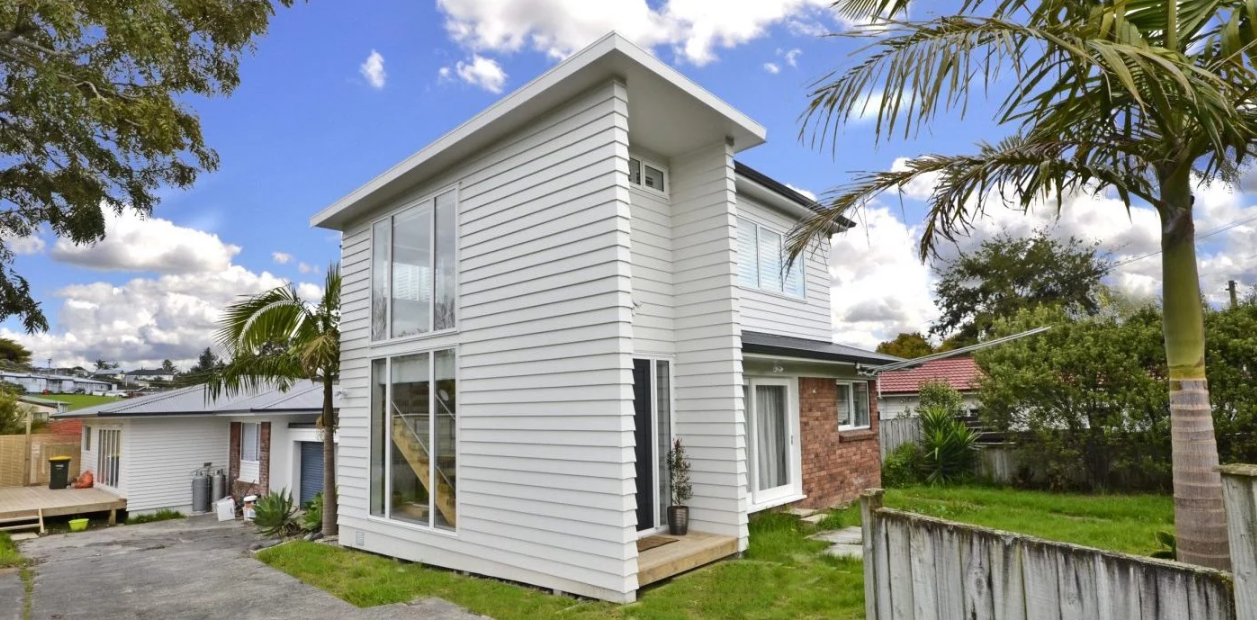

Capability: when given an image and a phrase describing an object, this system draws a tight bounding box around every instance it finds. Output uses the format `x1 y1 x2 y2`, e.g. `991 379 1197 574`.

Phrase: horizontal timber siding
336 80 638 602
735 194 832 341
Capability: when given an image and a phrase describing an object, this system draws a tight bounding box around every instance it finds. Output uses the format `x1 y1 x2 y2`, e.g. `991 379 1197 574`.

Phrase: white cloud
360 50 387 89
452 55 508 93
828 166 1257 348
51 208 240 274
763 62 780 74
436 0 843 66
297 282 324 301
4 233 45 256
783 47 802 67
438 66 452 80
272 251 293 265
8 265 291 370
298 262 319 274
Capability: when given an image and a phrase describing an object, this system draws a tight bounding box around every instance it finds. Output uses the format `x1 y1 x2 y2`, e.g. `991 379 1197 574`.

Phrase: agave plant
253 489 300 538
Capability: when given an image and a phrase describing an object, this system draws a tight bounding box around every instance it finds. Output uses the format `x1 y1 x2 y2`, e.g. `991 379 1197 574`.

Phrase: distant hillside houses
0 370 116 395
122 368 177 384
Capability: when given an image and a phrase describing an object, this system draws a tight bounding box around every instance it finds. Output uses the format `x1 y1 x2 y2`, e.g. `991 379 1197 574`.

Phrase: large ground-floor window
369 348 457 531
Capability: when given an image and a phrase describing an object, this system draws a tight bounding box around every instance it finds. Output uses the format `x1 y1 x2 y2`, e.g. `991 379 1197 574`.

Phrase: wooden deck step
637 531 738 587
0 509 41 533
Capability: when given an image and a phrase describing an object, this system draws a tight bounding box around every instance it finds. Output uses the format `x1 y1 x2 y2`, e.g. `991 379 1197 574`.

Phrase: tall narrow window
372 190 457 340
757 228 784 292
434 349 457 531
389 354 430 525
371 220 390 340
655 360 671 525
837 381 871 430
391 206 432 339
434 192 457 331
369 359 387 517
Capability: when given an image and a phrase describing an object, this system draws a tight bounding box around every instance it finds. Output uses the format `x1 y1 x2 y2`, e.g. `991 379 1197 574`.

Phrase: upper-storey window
628 156 666 193
371 189 457 340
737 218 805 298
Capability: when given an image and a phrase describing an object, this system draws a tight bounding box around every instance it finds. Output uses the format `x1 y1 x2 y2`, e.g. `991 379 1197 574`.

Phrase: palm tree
208 265 340 536
789 1 1257 569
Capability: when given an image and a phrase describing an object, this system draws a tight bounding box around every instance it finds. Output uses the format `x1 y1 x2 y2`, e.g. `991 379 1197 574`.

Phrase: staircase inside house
390 412 456 527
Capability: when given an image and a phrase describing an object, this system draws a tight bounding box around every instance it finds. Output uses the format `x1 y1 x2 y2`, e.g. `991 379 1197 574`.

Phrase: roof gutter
733 173 852 235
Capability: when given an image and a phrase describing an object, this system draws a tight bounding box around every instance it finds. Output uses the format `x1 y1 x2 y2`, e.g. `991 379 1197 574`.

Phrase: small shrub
1150 530 1177 560
254 489 300 538
0 532 24 568
302 492 323 533
882 443 925 487
127 509 184 525
666 439 692 505
919 405 978 485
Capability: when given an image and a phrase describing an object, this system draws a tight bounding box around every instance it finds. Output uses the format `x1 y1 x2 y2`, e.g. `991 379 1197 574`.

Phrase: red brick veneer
797 377 881 509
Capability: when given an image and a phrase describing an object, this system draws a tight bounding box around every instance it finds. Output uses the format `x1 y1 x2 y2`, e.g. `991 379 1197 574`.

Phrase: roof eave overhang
735 174 851 235
311 33 767 231
742 343 891 366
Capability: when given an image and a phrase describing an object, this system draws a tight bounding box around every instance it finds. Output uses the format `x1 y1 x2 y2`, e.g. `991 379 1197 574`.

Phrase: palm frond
786 133 1158 264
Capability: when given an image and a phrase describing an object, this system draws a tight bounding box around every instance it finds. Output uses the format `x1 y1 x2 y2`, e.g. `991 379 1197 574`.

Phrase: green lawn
45 394 121 410
258 486 1172 619
260 512 867 620
882 485 1174 555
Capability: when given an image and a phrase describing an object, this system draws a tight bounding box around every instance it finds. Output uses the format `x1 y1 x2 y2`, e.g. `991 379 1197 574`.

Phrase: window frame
241 422 261 463
369 185 460 344
736 217 807 300
370 347 460 535
82 426 91 451
627 154 668 196
836 380 872 431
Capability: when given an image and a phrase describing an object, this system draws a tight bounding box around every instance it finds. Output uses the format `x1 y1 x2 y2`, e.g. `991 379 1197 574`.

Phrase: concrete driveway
17 516 484 620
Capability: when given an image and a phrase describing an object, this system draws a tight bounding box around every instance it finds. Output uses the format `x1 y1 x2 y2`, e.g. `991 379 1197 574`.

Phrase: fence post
1219 464 1257 620
22 413 32 486
861 488 884 620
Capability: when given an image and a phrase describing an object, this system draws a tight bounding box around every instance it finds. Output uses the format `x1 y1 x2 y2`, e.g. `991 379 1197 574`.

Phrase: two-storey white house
311 33 897 603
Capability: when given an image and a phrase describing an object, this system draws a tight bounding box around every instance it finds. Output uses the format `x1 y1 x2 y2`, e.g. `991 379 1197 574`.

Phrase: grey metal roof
58 381 338 419
741 331 902 365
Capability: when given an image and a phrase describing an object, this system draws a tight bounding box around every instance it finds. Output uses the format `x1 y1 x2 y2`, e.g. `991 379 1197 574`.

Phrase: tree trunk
321 376 338 537
1159 166 1229 570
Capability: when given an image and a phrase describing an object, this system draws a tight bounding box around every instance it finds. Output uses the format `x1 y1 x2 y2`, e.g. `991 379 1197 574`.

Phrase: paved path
809 526 864 559
18 516 484 620
0 569 22 620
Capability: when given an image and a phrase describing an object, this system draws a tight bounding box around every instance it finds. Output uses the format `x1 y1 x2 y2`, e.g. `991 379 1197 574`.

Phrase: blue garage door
299 442 324 506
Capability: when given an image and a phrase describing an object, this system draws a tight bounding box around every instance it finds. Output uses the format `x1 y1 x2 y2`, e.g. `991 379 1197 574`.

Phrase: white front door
745 377 800 507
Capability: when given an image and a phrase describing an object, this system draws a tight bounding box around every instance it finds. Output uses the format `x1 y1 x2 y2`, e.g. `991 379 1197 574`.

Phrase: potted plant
666 438 693 536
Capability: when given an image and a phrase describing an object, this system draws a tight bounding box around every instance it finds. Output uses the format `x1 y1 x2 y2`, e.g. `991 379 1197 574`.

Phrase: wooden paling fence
0 434 80 487
861 465 1257 620
880 416 922 458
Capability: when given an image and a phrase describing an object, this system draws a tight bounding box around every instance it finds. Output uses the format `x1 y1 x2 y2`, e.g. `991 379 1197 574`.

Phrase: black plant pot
667 505 689 536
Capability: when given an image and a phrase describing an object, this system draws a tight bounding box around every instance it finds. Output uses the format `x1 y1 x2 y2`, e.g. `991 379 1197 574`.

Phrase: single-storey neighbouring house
55 382 339 515
310 32 897 603
877 355 982 419
0 371 116 395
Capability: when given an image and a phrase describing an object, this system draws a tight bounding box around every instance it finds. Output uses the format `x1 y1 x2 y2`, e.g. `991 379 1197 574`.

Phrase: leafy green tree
791 0 1251 568
208 266 339 536
931 231 1108 348
1203 298 1257 465
875 332 934 359
0 391 29 434
977 306 1171 491
0 0 295 333
160 359 176 374
0 338 31 365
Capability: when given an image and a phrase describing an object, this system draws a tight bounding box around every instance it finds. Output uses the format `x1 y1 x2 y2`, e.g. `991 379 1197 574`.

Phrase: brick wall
228 421 271 498
798 377 881 509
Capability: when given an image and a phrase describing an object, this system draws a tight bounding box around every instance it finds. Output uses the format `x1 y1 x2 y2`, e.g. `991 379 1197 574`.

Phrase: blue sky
9 1 1257 368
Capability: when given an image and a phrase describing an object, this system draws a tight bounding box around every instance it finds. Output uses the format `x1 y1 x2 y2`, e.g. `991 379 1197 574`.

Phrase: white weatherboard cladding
629 187 674 357
668 141 748 549
337 81 639 602
120 417 230 512
735 194 832 341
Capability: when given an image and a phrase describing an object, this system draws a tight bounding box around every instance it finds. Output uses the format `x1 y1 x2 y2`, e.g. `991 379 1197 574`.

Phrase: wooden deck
637 530 739 587
0 486 126 521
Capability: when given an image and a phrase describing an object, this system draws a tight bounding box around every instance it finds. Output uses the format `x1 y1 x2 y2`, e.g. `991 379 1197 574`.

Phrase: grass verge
0 532 23 568
127 509 185 525
260 512 866 620
45 394 121 411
